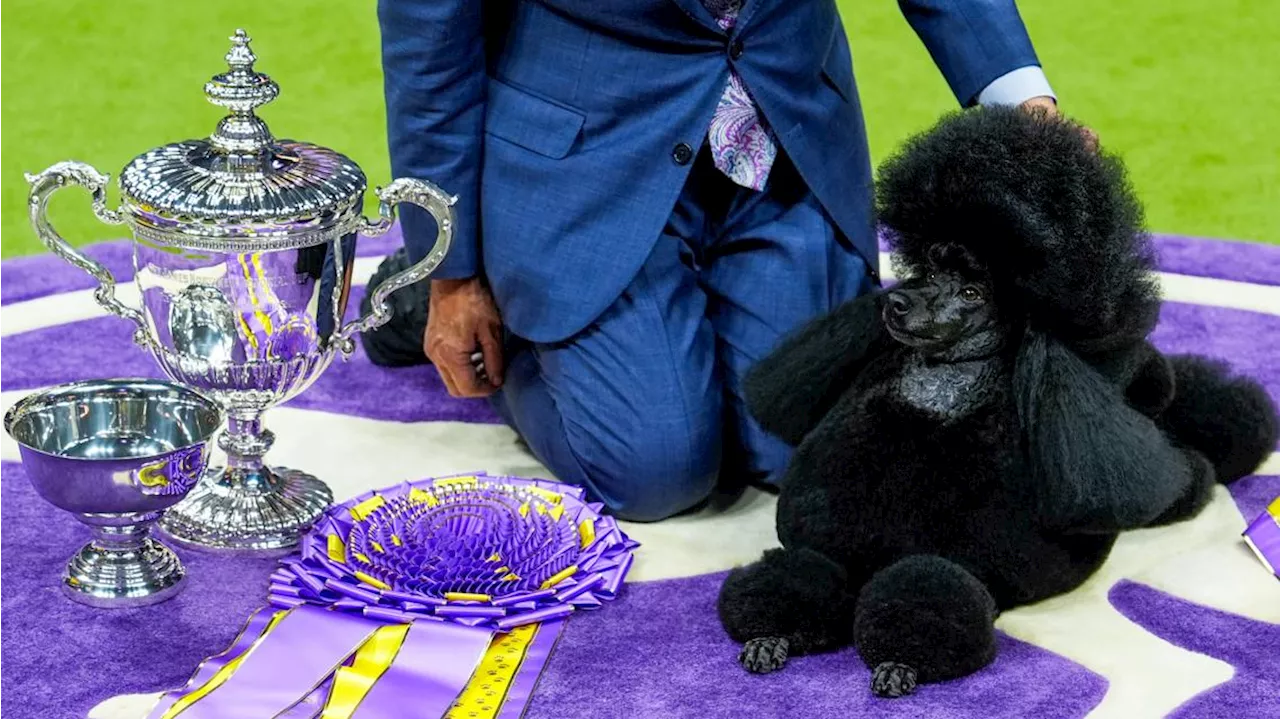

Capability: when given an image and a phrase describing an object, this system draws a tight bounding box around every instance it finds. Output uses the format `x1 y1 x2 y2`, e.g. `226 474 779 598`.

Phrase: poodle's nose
887 290 913 316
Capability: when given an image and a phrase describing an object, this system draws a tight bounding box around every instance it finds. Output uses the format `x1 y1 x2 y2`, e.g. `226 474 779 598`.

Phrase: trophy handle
26 161 151 348
335 177 457 355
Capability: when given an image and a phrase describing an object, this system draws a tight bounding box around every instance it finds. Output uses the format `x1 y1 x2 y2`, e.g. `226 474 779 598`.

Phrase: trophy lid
118 30 367 251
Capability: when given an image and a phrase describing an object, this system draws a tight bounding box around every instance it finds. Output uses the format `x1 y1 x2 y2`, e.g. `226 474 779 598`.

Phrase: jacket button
729 39 744 60
672 142 694 165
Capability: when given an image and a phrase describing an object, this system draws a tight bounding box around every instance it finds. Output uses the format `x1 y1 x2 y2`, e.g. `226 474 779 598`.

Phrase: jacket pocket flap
486 79 586 159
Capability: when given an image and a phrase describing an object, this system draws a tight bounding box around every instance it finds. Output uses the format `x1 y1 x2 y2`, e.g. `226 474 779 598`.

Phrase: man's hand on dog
1019 95 1100 151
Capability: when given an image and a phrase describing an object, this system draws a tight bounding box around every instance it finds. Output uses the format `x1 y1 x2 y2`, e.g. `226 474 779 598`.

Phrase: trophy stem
218 410 279 493
158 408 334 555
65 513 186 607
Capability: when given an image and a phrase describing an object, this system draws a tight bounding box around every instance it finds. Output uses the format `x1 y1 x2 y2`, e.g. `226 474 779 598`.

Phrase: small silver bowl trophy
4 380 222 605
9 30 455 605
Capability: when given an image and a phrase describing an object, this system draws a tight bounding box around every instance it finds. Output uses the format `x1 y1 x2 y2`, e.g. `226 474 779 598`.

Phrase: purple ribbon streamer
147 607 278 719
1244 506 1280 576
495 619 567 719
176 606 380 719
350 620 495 718
159 474 639 718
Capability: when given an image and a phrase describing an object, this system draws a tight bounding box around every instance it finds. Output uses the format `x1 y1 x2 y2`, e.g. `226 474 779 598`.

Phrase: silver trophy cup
27 30 455 554
4 379 223 606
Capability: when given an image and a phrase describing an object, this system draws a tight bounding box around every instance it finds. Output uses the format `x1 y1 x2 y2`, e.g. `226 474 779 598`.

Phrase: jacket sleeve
377 0 486 279
898 0 1044 107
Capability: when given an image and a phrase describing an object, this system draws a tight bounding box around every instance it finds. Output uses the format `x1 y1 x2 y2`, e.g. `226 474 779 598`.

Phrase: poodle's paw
871 662 918 698
739 636 789 674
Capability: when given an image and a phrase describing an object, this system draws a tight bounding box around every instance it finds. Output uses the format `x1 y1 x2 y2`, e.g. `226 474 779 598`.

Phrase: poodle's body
717 107 1278 697
775 340 1108 610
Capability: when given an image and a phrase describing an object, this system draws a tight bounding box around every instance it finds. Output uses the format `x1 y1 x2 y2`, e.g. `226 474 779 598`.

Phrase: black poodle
716 106 1278 698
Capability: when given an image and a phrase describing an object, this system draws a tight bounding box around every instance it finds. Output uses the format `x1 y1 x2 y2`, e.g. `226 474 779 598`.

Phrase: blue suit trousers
489 147 873 521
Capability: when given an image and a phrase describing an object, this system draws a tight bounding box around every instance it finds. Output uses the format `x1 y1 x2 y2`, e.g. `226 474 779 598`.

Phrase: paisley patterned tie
704 0 778 191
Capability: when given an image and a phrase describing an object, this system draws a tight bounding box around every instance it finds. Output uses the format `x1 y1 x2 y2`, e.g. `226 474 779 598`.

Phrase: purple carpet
3 231 1278 718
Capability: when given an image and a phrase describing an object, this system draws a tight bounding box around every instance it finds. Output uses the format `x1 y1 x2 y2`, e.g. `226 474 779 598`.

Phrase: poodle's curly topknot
875 106 1161 353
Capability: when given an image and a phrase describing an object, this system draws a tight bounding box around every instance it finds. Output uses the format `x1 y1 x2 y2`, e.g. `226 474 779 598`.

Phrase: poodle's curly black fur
716 106 1278 698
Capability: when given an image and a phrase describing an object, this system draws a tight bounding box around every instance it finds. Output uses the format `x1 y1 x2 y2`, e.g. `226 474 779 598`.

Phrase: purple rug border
3 229 1277 306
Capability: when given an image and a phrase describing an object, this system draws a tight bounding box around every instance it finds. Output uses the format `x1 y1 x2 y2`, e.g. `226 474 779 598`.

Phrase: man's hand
1018 95 1100 151
425 278 504 398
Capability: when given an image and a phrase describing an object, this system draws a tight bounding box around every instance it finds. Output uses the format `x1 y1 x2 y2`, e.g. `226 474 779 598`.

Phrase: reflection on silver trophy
4 380 222 606
26 30 455 554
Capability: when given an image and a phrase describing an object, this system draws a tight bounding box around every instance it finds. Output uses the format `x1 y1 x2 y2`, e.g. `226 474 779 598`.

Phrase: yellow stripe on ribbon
578 519 595 549
409 488 439 506
548 504 565 522
161 610 290 719
434 476 479 489
444 592 491 603
327 534 347 563
540 565 578 590
349 495 386 521
354 572 391 590
525 487 563 505
444 624 539 719
318 623 412 719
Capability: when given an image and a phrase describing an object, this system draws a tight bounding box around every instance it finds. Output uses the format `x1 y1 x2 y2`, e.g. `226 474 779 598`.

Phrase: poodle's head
875 106 1161 355
882 242 1008 361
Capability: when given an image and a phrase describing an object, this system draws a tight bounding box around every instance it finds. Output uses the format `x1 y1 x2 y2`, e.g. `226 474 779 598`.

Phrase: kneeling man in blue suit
372 0 1083 521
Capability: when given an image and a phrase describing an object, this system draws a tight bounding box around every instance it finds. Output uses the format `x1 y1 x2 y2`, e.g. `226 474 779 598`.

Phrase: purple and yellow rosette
149 473 638 719
1243 495 1280 579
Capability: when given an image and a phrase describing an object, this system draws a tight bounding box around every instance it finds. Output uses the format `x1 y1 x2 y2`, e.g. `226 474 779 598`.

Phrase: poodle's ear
745 290 891 447
1013 331 1191 533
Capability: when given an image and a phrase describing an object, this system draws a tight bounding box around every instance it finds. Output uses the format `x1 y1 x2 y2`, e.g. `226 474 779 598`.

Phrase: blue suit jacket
379 0 1041 343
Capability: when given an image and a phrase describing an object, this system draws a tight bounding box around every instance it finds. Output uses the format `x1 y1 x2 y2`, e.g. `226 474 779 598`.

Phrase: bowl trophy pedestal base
64 527 188 608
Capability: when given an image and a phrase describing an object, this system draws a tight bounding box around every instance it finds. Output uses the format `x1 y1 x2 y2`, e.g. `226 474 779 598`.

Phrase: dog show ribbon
1243 495 1280 579
149 473 637 718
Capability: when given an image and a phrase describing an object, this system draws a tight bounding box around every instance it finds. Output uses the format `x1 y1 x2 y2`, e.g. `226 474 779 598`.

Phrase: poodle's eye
960 286 985 303
926 272 939 283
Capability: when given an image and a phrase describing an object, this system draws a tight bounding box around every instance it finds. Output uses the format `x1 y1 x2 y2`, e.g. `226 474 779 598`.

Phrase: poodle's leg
1157 354 1279 484
853 555 997 698
717 546 854 674
1147 449 1216 527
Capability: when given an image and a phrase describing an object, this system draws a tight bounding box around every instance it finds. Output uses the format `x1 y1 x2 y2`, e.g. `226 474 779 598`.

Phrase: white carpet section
1 260 1276 719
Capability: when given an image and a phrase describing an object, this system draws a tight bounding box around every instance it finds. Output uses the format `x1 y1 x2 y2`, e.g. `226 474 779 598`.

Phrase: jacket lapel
669 0 727 34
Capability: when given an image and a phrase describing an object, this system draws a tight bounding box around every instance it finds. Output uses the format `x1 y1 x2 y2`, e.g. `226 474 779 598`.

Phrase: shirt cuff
977 65 1057 107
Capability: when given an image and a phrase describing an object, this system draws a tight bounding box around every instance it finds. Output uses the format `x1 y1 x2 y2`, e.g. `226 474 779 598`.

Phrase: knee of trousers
564 418 723 523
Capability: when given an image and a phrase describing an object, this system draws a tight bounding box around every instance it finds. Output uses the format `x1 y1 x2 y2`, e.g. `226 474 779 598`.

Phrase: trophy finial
205 28 280 157
225 29 256 70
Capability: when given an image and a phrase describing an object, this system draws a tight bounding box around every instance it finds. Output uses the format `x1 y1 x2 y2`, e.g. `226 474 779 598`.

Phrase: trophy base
63 537 186 608
158 465 334 555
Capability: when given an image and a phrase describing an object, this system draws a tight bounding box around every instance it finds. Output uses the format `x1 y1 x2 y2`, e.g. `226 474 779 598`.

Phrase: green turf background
3 0 1277 257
